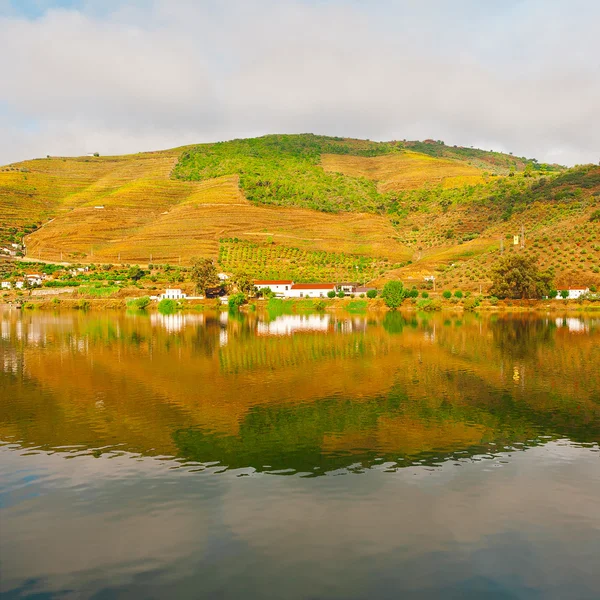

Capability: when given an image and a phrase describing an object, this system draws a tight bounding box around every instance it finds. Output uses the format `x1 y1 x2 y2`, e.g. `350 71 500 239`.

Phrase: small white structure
94 205 105 210
159 288 187 300
1 281 11 290
555 288 589 300
218 272 230 281
15 281 24 289
287 283 336 298
26 274 43 287
254 280 294 297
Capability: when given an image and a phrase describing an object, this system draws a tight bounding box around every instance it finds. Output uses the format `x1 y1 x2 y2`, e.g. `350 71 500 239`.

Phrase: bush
590 285 597 293
442 290 452 299
366 289 377 299
408 288 419 298
313 299 326 311
463 297 481 311
158 298 177 314
381 280 405 309
421 291 429 298
560 290 569 299
337 291 345 298
454 290 463 298
327 290 336 298
489 296 499 305
127 296 151 310
548 289 558 299
75 299 91 311
228 292 247 310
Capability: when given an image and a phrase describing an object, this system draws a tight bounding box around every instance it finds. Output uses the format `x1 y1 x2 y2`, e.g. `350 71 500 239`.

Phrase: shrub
75 299 91 311
590 285 597 293
337 290 345 298
381 280 405 309
489 296 499 305
408 288 419 298
327 290 336 298
560 290 569 299
421 291 429 298
454 290 463 298
548 289 558 299
127 296 151 310
442 290 452 299
463 297 481 311
366 289 377 299
313 299 326 311
158 298 177 314
228 292 247 310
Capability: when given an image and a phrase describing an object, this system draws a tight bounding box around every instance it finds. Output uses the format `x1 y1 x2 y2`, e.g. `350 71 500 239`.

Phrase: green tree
489 254 554 299
232 272 256 295
560 290 569 299
454 290 463 298
327 290 336 298
127 265 144 281
366 289 377 299
442 290 452 299
381 280 405 309
336 290 345 298
228 292 247 310
191 257 219 295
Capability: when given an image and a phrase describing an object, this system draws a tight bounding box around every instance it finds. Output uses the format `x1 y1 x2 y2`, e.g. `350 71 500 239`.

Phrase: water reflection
1 309 599 474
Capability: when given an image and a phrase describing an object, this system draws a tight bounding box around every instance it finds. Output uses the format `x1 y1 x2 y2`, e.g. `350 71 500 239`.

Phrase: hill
1 134 598 289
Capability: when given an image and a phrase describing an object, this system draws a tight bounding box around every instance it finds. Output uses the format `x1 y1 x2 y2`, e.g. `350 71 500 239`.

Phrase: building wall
287 288 334 298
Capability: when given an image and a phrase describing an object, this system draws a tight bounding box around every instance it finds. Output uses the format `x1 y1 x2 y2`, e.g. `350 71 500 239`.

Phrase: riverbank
2 295 600 314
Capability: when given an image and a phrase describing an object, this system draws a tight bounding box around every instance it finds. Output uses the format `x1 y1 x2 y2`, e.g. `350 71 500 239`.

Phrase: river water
1 309 599 599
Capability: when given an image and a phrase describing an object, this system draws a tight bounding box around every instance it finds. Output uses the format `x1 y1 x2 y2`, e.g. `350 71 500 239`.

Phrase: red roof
291 283 336 290
254 280 293 285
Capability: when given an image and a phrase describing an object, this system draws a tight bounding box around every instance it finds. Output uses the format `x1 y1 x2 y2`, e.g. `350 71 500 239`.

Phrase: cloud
0 0 598 165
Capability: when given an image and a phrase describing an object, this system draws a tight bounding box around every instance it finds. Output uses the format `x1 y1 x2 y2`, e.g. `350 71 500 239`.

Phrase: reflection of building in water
2 347 20 374
150 313 204 333
257 315 331 336
258 315 368 336
555 318 588 333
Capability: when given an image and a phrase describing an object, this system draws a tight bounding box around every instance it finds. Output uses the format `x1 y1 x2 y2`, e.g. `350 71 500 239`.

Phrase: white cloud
0 0 598 165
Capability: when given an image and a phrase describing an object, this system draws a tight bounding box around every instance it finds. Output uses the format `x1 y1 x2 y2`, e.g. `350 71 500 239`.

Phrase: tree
232 272 256 295
228 292 247 310
442 290 452 299
560 290 569 299
191 257 219 295
381 280 405 309
127 265 144 281
454 290 463 298
366 289 377 299
489 254 554 299
327 290 336 298
336 290 345 298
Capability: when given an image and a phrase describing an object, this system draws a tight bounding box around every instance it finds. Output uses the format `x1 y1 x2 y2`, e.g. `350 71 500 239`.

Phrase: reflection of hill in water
1 310 599 474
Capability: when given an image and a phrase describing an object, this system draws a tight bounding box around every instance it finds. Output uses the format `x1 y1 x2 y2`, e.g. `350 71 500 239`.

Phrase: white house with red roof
254 279 294 297
287 283 337 298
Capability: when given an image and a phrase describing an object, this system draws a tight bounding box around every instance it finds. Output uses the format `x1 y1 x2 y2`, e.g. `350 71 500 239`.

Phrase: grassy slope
1 134 598 289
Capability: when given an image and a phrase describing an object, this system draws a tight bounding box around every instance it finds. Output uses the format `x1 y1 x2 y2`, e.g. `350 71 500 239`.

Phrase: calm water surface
1 308 599 599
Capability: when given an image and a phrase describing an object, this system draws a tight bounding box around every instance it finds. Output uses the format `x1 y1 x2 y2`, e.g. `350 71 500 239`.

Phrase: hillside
1 134 598 289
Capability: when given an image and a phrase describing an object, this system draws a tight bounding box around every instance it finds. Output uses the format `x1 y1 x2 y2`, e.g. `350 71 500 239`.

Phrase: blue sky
1 0 598 165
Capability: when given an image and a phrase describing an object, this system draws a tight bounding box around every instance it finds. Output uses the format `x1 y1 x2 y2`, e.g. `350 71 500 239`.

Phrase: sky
0 0 598 166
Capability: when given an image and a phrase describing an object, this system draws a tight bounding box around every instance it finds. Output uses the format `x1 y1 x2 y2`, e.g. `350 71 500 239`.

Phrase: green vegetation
228 292 247 310
191 257 219 295
382 281 405 309
219 239 393 282
173 134 401 213
489 254 554 299
158 298 177 314
127 296 151 310
366 289 378 299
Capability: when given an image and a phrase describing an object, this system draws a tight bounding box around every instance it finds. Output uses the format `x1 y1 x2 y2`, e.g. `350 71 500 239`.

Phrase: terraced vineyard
1 133 599 291
218 239 404 282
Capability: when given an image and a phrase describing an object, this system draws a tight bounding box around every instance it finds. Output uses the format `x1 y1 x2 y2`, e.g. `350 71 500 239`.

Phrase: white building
287 283 336 298
555 288 589 300
1 281 11 290
15 281 24 289
254 280 294 297
158 288 187 300
26 274 43 287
